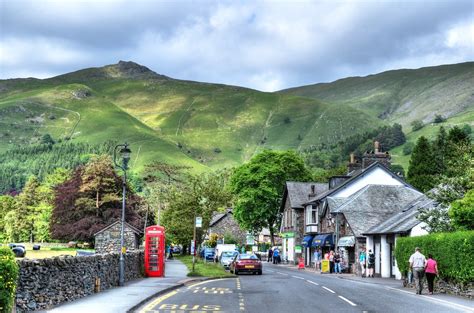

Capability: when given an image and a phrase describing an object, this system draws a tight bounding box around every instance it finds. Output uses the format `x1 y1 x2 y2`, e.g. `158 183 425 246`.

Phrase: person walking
168 244 174 259
359 249 366 277
329 250 335 273
267 248 273 262
409 247 427 295
273 248 280 264
312 249 319 270
315 248 322 271
367 249 375 277
425 254 438 295
334 252 342 273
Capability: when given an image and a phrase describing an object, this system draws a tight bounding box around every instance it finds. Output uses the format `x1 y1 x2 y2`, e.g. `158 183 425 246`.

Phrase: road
136 263 473 313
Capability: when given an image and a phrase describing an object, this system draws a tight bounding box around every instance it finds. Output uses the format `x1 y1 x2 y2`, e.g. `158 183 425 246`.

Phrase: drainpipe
335 214 339 251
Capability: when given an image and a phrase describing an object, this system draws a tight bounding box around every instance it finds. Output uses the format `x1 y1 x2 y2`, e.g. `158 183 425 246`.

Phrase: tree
433 126 448 175
40 133 55 145
161 170 233 249
449 189 474 230
433 114 446 124
407 136 437 192
230 150 312 245
0 196 16 242
403 142 415 155
14 176 41 242
411 120 424 132
50 156 144 242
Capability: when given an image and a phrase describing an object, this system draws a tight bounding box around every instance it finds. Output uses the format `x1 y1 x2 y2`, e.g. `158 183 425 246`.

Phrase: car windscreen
238 254 258 260
221 251 237 257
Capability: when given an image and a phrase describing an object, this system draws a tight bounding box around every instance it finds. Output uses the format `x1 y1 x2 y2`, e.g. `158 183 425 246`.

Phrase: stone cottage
208 208 247 245
94 221 143 254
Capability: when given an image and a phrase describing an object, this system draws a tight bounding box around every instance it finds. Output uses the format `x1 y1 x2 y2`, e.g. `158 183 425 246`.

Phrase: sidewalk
39 259 190 313
271 262 473 310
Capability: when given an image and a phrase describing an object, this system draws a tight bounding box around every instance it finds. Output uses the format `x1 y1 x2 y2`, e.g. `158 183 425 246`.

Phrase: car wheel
258 270 262 275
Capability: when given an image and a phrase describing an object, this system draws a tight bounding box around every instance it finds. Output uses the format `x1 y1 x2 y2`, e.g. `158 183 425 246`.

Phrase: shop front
302 235 314 266
337 235 355 273
280 232 295 263
312 233 334 258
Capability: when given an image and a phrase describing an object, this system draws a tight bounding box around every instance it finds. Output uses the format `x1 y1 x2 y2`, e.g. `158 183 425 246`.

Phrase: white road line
276 272 288 276
322 286 336 294
292 275 305 280
266 269 275 272
306 280 319 286
338 295 357 306
385 287 474 312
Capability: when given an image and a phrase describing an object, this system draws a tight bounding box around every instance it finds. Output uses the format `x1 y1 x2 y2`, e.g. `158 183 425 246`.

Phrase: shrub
403 142 415 155
434 114 446 124
411 120 424 132
0 247 19 313
394 231 474 283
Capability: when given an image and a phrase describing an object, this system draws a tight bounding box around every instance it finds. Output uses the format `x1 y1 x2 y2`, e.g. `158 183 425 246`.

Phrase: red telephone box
145 225 165 277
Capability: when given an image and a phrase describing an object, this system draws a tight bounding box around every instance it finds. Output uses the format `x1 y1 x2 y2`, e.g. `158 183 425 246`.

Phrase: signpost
192 216 202 273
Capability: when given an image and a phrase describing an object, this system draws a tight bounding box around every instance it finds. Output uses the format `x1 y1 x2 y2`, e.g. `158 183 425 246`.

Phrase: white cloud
0 0 473 90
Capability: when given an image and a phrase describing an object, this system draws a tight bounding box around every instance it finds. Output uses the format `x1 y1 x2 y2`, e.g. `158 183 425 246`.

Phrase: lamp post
113 142 131 287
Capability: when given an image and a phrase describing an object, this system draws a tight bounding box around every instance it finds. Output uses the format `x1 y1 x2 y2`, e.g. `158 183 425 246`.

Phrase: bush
394 231 474 283
434 114 446 124
0 247 19 313
411 120 424 132
403 142 415 155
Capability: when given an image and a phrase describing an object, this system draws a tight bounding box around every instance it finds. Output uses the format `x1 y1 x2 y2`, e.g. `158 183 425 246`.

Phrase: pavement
39 259 192 313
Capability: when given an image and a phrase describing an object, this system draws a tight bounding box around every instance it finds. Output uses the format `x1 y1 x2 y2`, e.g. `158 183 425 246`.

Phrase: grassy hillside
0 61 381 173
281 62 474 130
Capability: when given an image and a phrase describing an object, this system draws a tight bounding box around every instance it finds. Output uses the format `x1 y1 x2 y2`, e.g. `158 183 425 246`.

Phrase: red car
230 253 262 275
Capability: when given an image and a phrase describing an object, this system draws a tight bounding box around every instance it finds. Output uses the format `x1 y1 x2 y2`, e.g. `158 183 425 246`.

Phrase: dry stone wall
15 251 144 312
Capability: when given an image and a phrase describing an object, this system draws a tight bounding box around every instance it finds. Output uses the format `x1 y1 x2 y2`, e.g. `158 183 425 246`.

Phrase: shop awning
338 236 355 247
312 234 334 247
302 235 314 248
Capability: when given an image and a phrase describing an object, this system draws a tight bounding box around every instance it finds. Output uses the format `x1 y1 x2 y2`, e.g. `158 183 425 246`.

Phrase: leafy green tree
40 133 55 145
433 114 446 124
449 189 474 230
161 170 233 250
433 126 448 174
407 136 437 192
230 150 312 245
411 120 424 132
402 142 415 155
0 247 19 313
14 176 41 242
0 196 16 242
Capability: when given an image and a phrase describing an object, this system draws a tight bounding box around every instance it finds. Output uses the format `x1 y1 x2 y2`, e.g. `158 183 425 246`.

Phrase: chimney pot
374 141 380 153
350 153 355 164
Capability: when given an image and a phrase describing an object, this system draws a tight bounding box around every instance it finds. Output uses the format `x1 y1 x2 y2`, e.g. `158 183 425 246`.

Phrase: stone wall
403 277 473 299
15 251 144 312
95 223 140 254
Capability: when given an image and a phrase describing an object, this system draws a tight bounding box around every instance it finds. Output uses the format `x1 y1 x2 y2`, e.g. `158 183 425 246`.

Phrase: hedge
394 231 474 283
0 247 19 313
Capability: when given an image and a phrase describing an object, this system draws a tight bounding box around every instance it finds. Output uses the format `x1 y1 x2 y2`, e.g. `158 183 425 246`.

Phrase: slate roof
285 182 328 209
304 162 415 205
363 195 436 235
328 185 423 237
210 208 233 227
94 220 142 236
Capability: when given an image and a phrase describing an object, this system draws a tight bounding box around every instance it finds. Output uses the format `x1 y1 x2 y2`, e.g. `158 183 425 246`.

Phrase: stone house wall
15 251 144 312
95 223 141 254
209 214 246 244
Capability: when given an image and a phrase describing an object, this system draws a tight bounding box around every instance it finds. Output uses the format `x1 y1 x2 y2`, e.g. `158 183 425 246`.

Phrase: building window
306 205 318 225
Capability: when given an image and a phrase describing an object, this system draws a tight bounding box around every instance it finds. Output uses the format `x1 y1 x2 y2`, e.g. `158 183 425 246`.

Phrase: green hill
0 61 381 174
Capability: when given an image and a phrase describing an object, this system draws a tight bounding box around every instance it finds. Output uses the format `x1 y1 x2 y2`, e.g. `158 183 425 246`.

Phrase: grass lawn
176 255 234 278
22 249 78 259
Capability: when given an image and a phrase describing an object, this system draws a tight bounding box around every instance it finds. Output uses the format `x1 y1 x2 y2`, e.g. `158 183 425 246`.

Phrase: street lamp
114 142 131 287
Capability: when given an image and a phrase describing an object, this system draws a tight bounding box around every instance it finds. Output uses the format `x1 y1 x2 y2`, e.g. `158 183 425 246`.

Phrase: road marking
292 275 305 280
385 287 474 312
139 290 178 312
338 295 357 306
187 278 233 289
306 280 319 286
322 286 336 294
276 272 288 276
266 269 275 272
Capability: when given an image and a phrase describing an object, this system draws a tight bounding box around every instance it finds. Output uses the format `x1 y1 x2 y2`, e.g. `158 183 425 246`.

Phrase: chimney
350 153 355 164
311 185 315 194
374 141 380 154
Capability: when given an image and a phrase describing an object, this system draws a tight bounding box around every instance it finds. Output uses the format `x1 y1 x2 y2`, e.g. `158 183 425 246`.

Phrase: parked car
203 248 215 262
230 253 262 275
220 251 238 269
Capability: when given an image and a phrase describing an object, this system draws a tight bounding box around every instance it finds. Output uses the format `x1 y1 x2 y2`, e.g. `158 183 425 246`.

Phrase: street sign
195 217 202 228
191 240 195 255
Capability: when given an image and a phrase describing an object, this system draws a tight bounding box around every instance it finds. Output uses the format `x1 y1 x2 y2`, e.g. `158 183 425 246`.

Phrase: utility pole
192 215 197 273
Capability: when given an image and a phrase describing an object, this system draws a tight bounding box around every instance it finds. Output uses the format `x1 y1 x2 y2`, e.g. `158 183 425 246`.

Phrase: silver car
220 251 238 269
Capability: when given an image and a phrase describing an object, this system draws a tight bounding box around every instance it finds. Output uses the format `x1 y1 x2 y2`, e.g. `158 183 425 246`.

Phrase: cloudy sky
0 0 473 91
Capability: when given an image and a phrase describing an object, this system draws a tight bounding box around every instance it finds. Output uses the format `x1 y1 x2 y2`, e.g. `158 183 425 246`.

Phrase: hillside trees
407 136 437 192
230 150 312 245
50 155 145 243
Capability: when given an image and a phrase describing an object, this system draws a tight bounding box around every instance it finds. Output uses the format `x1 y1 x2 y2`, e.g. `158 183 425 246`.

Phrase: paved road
136 263 473 313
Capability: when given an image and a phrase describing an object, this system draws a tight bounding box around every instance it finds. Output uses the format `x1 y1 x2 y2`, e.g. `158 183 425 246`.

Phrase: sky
0 0 473 91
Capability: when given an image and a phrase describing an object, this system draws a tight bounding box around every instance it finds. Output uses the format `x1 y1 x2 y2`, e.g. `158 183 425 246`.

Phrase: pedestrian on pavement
334 252 342 273
359 249 366 277
329 250 335 273
267 248 273 262
313 248 322 271
367 249 375 277
273 248 280 264
409 247 427 295
425 253 438 295
169 244 174 259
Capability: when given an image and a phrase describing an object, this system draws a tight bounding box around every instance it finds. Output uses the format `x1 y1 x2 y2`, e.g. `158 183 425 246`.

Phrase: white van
214 244 237 262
